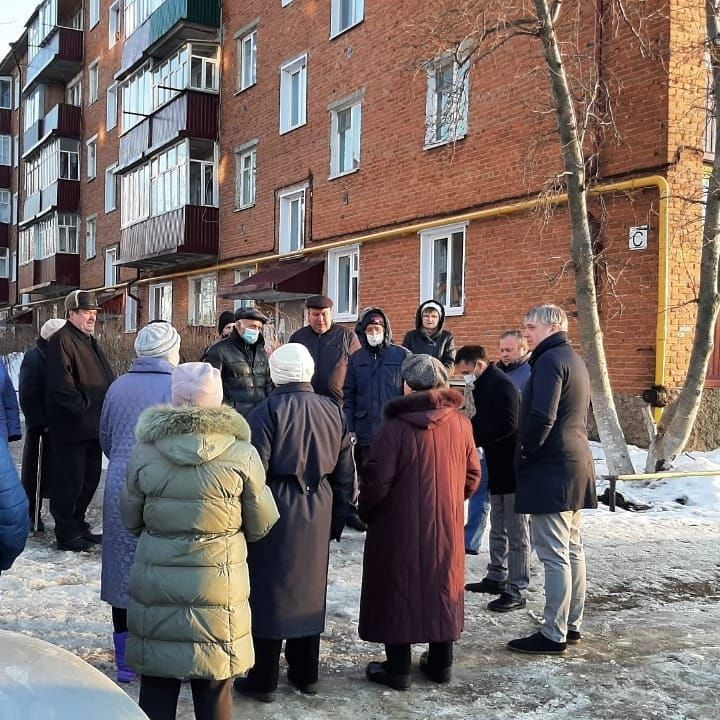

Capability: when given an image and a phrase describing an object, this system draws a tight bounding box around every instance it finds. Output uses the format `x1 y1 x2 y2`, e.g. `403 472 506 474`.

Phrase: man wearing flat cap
289 295 361 407
204 306 273 417
46 290 115 552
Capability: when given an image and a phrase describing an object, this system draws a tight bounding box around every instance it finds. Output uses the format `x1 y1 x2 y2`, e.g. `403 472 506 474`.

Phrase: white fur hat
269 343 315 386
171 363 223 408
40 319 65 340
134 322 180 359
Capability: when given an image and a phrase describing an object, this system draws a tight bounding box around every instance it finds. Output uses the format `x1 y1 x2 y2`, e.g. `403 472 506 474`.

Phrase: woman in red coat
358 354 481 690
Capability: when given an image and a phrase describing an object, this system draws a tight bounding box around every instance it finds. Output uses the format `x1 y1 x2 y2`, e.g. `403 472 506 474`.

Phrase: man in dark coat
497 329 532 393
455 346 529 612
19 319 65 532
204 307 272 417
289 295 361 406
402 300 456 370
46 291 115 552
359 354 481 690
508 304 597 655
235 343 354 703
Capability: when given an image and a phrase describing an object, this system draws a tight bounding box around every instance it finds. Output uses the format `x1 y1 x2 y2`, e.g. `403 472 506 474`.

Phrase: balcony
118 205 218 270
24 27 83 92
0 109 10 134
120 0 220 79
23 104 82 157
23 180 80 224
17 252 79 295
0 222 8 248
0 166 9 190
0 279 8 305
119 91 218 169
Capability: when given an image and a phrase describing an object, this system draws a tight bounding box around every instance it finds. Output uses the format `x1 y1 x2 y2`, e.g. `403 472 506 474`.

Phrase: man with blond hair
508 304 596 655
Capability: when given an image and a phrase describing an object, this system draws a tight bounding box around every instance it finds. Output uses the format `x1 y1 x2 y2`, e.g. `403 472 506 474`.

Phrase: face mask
366 332 384 347
463 373 476 386
242 328 260 345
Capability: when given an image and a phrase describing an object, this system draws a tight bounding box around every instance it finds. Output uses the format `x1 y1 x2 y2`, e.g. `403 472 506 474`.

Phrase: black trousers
139 676 232 720
244 635 321 692
21 427 53 521
50 438 102 543
385 641 454 675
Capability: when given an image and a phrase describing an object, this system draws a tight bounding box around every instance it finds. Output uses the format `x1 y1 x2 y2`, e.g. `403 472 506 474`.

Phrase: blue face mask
242 328 260 345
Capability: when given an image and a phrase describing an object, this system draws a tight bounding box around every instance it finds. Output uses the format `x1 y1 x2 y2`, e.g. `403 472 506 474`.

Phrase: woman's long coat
358 389 481 644
99 356 174 608
121 405 279 680
246 382 354 639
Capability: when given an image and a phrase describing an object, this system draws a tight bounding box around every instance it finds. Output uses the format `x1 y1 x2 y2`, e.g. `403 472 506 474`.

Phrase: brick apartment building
0 0 716 445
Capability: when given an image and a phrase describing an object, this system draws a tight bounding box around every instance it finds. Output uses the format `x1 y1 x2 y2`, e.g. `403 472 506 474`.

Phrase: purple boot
113 632 136 683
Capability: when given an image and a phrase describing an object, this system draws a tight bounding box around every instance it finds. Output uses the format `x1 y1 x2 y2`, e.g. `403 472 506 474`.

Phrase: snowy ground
1 441 719 720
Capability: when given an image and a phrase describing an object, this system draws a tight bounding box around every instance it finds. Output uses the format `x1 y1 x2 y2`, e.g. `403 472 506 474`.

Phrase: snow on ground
1 442 719 719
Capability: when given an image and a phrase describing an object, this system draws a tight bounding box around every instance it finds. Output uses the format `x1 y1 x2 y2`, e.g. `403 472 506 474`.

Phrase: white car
0 630 147 719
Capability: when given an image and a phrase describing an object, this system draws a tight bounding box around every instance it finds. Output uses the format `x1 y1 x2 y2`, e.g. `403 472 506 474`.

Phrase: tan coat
121 404 279 680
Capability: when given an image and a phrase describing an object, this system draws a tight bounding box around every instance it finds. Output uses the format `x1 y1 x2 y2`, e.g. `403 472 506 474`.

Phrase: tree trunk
645 2 720 472
533 0 634 475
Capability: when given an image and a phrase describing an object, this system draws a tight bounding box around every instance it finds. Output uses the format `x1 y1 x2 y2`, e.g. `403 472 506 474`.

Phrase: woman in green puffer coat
121 362 279 720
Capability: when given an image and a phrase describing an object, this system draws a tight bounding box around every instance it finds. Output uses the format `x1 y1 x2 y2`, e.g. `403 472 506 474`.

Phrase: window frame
149 281 173 322
109 0 122 48
86 135 98 180
234 142 257 210
424 53 470 148
88 60 100 105
188 274 217 327
236 28 257 92
233 266 257 312
279 53 308 134
0 248 9 279
0 190 10 224
107 82 118 131
104 245 119 287
0 135 11 166
105 163 118 213
330 0 364 38
89 0 100 28
86 215 97 259
329 95 362 178
419 222 467 316
125 292 138 333
327 244 360 322
66 75 83 106
278 183 307 255
0 77 12 109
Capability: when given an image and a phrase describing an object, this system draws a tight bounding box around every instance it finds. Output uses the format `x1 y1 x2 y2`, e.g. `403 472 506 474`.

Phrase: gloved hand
330 517 344 543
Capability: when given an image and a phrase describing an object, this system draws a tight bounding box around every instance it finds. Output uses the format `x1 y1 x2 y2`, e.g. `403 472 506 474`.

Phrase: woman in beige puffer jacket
121 362 279 720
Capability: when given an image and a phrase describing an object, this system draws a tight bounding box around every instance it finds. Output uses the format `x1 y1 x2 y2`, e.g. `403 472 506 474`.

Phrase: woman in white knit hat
99 321 181 684
121 362 278 720
234 343 354 703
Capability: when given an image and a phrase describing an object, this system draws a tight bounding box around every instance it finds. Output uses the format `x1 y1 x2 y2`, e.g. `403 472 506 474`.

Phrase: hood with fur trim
135 404 251 466
383 388 464 429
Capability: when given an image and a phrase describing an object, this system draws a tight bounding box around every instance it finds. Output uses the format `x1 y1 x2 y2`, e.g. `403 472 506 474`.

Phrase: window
125 292 138 332
189 139 216 207
330 98 361 177
236 29 257 92
28 0 58 64
23 88 42 131
189 275 217 327
88 61 100 104
89 0 100 28
13 136 18 168
0 191 9 224
125 0 163 38
12 193 17 224
281 0 294 6
107 83 118 130
121 163 150 226
0 136 10 165
151 44 219 110
233 267 256 311
87 136 97 180
71 8 83 29
278 184 306 254
105 246 118 286
189 44 219 92
67 76 82 106
10 251 16 281
425 54 470 146
109 1 121 47
57 213 79 253
24 140 80 195
148 142 186 217
0 78 11 109
121 63 151 131
13 77 20 110
279 54 307 134
105 163 118 212
420 223 466 315
0 249 8 279
18 213 79 262
235 143 257 209
331 0 364 37
149 282 173 321
86 216 97 258
328 245 359 321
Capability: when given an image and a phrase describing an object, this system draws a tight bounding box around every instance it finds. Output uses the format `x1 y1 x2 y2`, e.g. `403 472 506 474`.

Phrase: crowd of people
0 290 597 720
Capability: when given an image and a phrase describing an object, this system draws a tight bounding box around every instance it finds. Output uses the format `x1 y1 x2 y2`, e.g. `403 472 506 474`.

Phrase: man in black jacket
204 307 272 417
47 291 115 552
508 304 597 655
19 318 65 532
456 346 529 613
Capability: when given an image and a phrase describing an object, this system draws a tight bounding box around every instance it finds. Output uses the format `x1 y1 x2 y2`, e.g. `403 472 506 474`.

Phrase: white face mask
366 332 384 347
463 373 476 386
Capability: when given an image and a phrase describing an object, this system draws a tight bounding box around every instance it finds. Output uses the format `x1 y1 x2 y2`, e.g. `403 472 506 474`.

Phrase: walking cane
33 434 42 533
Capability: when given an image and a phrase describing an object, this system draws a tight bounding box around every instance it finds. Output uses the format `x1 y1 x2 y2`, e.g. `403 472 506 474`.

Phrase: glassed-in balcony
23 103 82 157
24 27 83 92
17 253 79 294
120 0 220 78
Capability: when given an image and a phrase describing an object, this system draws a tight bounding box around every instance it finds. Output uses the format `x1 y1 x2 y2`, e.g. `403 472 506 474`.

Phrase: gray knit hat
134 322 180 359
401 354 449 391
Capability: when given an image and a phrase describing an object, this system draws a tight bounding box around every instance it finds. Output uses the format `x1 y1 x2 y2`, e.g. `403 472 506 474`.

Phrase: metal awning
222 257 325 303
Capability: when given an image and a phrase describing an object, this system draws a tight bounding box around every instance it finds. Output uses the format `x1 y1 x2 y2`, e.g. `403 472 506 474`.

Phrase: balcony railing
0 167 10 190
25 27 83 91
119 91 218 169
0 109 11 135
120 0 220 78
118 204 218 269
0 222 8 248
0 279 8 304
17 253 79 294
23 103 82 157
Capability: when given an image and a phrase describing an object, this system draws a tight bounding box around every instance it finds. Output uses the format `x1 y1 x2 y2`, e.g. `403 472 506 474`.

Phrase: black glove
330 518 344 543
8 434 21 442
